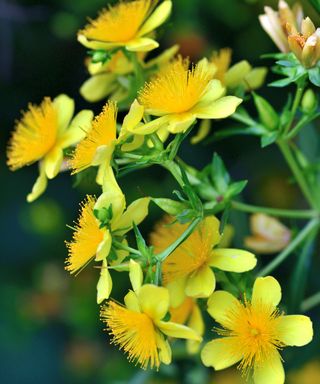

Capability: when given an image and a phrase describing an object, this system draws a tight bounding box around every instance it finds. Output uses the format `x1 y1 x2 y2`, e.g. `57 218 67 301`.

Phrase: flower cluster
7 0 319 383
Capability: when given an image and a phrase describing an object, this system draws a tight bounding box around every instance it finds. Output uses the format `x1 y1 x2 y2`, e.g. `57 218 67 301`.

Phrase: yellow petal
194 96 242 119
121 99 144 133
121 135 145 152
207 290 238 325
59 110 94 148
201 338 243 370
128 115 169 135
26 162 48 203
126 37 159 52
187 304 204 354
185 266 216 298
77 34 122 50
96 259 112 304
53 94 74 133
112 197 150 234
166 278 187 308
167 114 196 134
137 284 169 320
43 146 63 179
198 79 226 105
209 248 257 272
190 119 211 144
129 259 143 292
253 351 285 384
252 276 282 308
138 0 172 37
95 230 112 261
156 321 201 341
145 44 179 68
155 331 172 365
243 67 268 91
224 60 251 88
80 74 117 103
124 290 141 312
276 315 313 346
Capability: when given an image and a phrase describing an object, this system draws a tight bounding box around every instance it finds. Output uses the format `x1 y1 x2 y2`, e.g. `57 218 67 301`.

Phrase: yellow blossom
70 100 145 185
259 0 303 53
65 180 150 303
169 297 204 354
201 276 313 384
78 0 172 53
127 56 242 135
211 48 267 91
244 214 291 254
81 45 179 103
150 216 256 306
100 260 201 369
7 95 93 202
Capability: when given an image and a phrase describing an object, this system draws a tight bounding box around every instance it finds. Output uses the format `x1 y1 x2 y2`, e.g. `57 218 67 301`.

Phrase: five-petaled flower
201 276 313 384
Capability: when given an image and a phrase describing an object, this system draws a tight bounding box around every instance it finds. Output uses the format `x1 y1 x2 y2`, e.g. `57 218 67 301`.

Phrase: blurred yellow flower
100 260 201 369
288 360 320 384
78 0 172 53
259 0 303 53
65 185 150 303
7 94 93 202
150 216 256 306
129 56 242 135
244 213 291 254
211 48 267 91
81 45 179 103
170 297 204 354
202 276 313 384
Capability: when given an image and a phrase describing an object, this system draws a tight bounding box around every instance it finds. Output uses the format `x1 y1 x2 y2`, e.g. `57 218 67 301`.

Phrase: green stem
231 111 256 126
284 81 305 135
285 112 320 140
162 160 185 187
257 218 320 277
156 217 201 262
113 240 141 256
149 133 164 151
301 291 320 312
278 140 317 208
232 201 317 219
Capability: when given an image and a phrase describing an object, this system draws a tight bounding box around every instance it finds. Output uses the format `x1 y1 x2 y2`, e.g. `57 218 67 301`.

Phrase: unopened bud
301 89 317 113
253 93 279 130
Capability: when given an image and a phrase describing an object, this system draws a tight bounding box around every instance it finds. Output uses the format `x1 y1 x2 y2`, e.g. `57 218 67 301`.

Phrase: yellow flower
81 45 179 103
201 276 313 384
150 216 256 306
288 360 320 384
65 182 150 303
170 297 204 354
70 100 145 185
100 260 201 369
128 56 242 135
211 48 267 91
259 0 303 53
244 214 291 254
78 0 172 53
7 95 93 202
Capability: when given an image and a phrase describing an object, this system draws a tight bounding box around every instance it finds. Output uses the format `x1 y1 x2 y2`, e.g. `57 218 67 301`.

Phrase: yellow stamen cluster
70 101 117 173
218 299 283 375
101 301 160 369
139 56 215 114
65 195 104 274
150 217 211 284
7 97 58 170
80 0 154 43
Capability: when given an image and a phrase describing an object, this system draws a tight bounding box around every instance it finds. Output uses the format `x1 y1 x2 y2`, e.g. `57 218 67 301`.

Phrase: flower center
81 0 152 43
101 301 160 370
139 57 215 115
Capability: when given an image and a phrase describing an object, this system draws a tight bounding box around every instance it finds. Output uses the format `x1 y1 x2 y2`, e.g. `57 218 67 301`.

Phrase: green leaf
308 67 320 87
226 180 248 198
309 0 320 14
261 131 279 148
211 153 230 193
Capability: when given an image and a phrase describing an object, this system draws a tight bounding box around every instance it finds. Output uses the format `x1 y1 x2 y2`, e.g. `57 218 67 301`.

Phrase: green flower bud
151 198 187 216
253 92 279 131
301 89 317 113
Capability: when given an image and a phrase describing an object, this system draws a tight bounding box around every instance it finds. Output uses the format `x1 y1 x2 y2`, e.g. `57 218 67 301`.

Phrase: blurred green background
1 0 320 383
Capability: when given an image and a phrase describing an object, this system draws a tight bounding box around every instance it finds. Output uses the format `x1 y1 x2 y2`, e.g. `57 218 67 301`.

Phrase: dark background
1 1 319 383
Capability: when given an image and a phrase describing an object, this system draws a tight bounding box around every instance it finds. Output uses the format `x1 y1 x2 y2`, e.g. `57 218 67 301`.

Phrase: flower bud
301 89 317 113
253 93 279 131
